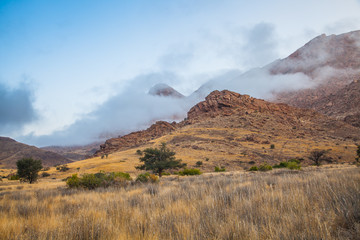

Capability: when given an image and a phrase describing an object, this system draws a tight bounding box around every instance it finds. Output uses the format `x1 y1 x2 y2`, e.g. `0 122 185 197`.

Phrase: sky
1 0 360 146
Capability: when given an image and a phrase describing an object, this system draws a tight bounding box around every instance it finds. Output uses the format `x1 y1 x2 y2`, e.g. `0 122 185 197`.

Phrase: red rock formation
187 90 309 121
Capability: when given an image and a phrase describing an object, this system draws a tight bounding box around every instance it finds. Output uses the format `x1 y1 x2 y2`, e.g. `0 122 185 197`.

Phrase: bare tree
309 149 330 166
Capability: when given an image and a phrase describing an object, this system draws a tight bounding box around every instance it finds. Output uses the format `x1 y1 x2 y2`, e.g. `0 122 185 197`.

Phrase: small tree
16 158 43 184
309 149 330 166
136 143 186 177
355 145 360 163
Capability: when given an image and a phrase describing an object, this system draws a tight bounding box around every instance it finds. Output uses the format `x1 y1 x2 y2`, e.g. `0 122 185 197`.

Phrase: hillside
61 90 359 177
0 137 71 168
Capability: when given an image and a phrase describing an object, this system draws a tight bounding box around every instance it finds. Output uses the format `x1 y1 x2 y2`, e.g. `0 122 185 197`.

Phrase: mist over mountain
18 30 360 147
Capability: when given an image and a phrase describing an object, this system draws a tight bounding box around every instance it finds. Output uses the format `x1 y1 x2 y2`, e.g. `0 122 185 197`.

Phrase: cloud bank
21 73 197 146
0 82 38 134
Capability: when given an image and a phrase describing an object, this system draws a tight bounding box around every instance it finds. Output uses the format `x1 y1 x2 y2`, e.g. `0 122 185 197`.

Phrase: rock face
0 137 71 168
94 121 177 156
187 90 312 121
148 83 185 98
271 31 360 124
307 80 360 121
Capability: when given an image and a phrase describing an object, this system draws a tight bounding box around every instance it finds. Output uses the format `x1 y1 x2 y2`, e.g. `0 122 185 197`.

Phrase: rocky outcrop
187 90 312 121
94 121 177 156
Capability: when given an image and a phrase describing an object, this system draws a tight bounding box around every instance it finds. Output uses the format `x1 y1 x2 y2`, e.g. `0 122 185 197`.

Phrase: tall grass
0 167 359 239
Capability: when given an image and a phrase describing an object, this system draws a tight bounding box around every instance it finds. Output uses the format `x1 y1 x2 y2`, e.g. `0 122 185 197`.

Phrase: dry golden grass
0 166 359 239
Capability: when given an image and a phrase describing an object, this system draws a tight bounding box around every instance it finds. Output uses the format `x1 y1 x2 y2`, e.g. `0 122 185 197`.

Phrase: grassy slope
29 124 358 179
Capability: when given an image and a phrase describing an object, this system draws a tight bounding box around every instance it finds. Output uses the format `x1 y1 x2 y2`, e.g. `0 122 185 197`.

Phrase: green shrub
249 166 258 171
41 172 50 177
273 159 301 170
288 158 301 164
136 150 143 156
258 163 272 171
111 172 132 180
177 168 202 176
286 161 301 170
8 174 20 180
196 161 203 167
273 162 289 168
66 171 132 189
214 166 226 172
66 174 81 188
270 144 275 149
205 157 209 161
56 165 70 172
136 173 159 183
80 174 103 189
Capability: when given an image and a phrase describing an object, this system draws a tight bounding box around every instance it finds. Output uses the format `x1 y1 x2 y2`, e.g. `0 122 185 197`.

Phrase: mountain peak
148 83 184 98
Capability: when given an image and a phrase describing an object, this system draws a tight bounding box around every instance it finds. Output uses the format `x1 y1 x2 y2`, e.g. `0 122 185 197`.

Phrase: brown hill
0 137 71 168
271 31 360 124
94 90 359 170
94 121 177 156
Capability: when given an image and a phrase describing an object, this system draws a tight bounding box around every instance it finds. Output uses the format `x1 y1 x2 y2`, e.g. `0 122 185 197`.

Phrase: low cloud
21 72 197 146
0 82 38 134
241 23 279 68
193 67 314 100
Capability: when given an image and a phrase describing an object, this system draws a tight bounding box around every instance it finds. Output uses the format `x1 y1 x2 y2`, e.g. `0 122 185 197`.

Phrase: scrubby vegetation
214 166 226 172
175 168 202 176
273 159 301 170
135 173 159 183
0 167 358 239
66 171 132 189
56 164 70 172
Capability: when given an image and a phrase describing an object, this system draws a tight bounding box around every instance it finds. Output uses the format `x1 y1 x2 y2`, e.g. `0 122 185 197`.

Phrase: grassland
0 165 359 240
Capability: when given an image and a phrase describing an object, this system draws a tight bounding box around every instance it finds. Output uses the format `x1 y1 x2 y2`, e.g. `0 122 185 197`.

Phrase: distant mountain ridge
0 137 71 168
270 30 360 126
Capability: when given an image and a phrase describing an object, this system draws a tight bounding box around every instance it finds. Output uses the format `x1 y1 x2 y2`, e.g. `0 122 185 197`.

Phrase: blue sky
1 0 360 146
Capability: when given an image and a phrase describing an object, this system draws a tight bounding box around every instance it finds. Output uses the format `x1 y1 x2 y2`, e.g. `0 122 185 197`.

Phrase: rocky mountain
94 90 359 168
271 31 360 125
0 137 71 168
149 83 185 98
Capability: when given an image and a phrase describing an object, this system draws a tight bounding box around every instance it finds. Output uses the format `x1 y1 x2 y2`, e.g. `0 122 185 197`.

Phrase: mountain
93 90 359 171
190 31 360 127
271 31 360 125
42 142 100 161
148 83 185 98
0 137 71 168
